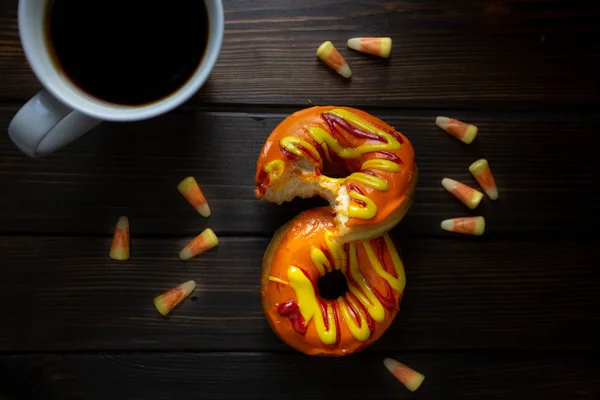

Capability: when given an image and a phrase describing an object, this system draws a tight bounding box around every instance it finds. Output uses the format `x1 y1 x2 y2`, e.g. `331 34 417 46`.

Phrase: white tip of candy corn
441 178 484 209
337 63 352 79
435 116 450 129
109 216 130 261
441 216 486 236
197 203 211 218
115 216 129 231
347 37 392 58
179 228 219 260
317 41 352 78
154 280 197 317
347 38 362 49
384 358 425 392
485 186 498 201
436 116 478 144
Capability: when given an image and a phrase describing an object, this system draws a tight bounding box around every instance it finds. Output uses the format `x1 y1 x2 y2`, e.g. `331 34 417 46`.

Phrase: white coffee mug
9 0 224 158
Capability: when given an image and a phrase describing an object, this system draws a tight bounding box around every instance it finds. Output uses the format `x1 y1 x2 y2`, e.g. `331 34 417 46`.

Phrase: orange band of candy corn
469 159 498 200
442 178 484 209
179 228 219 260
109 216 130 260
347 37 392 58
436 117 478 144
317 41 352 78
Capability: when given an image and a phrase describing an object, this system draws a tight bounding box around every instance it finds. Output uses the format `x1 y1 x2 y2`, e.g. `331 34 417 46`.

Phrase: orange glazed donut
255 106 417 244
261 207 406 356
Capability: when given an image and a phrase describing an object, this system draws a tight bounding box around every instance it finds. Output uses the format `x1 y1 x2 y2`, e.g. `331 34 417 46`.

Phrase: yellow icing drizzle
361 159 401 172
346 242 386 322
280 136 322 165
285 231 406 344
348 191 377 220
264 160 286 182
338 295 370 341
310 247 332 275
326 109 402 154
347 172 389 191
287 266 337 345
306 126 361 159
362 234 406 293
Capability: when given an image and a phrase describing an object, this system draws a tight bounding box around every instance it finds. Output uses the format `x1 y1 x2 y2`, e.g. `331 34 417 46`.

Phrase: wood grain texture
0 236 597 352
0 352 598 400
1 108 598 237
1 0 600 109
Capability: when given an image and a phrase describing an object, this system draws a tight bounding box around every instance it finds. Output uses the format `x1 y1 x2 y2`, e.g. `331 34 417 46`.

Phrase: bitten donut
261 207 406 356
255 106 417 243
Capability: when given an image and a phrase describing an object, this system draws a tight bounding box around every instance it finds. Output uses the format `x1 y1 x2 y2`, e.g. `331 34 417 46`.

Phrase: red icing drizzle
277 300 307 335
322 113 386 142
372 281 397 310
372 237 398 310
280 147 298 161
322 248 336 272
347 292 376 338
374 237 398 279
318 298 329 331
361 169 378 177
297 144 321 164
347 183 366 207
347 182 364 195
332 301 341 345
256 169 268 196
345 295 362 326
376 151 403 164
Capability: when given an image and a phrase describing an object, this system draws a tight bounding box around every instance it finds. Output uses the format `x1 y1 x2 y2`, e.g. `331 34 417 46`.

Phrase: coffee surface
47 0 209 105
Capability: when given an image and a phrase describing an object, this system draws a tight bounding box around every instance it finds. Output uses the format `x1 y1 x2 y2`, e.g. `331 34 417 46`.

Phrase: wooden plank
1 108 598 237
1 0 599 109
0 352 597 399
0 236 597 352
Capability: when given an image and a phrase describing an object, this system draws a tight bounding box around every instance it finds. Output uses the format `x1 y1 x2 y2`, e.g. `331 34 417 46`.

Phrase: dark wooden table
1 0 599 398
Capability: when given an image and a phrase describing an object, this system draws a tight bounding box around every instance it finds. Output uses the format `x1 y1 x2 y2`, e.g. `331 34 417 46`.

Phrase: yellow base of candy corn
109 248 130 261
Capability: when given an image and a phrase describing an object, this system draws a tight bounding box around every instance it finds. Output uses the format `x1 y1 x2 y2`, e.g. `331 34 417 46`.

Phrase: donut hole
317 270 348 301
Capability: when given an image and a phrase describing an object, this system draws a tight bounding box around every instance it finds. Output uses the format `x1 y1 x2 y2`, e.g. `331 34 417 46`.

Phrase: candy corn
383 358 425 392
436 116 478 144
154 280 197 316
316 41 352 78
441 216 486 236
179 228 219 260
347 37 392 58
109 216 130 260
441 178 484 209
178 176 211 217
469 159 498 200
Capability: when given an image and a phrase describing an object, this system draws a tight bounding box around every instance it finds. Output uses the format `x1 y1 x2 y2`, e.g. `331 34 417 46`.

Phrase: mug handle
8 89 101 158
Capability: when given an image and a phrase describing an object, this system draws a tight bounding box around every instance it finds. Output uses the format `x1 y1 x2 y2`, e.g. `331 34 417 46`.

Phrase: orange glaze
254 106 416 228
261 208 405 356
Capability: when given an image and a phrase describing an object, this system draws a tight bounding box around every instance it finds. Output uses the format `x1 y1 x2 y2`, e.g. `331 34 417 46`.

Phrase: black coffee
46 0 209 105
